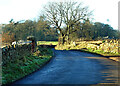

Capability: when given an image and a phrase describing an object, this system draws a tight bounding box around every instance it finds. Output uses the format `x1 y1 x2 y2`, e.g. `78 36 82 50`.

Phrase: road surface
12 49 119 85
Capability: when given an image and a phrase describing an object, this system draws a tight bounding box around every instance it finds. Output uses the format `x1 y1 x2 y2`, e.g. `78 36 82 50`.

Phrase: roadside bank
55 40 120 62
2 46 54 85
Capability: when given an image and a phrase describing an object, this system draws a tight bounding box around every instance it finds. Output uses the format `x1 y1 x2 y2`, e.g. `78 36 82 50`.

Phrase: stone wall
2 44 31 65
86 40 119 54
55 40 120 54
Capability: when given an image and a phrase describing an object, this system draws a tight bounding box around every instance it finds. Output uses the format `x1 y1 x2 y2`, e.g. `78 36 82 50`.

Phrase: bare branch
43 1 92 43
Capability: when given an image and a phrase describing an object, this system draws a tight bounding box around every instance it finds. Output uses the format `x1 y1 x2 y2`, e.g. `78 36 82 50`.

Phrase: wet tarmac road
12 49 119 85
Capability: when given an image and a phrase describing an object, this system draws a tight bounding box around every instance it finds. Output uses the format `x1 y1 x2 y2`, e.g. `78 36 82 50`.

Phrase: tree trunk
66 27 70 44
58 33 66 45
66 35 69 44
62 36 65 45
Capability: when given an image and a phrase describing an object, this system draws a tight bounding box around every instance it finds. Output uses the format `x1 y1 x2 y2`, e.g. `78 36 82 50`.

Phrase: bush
2 32 15 44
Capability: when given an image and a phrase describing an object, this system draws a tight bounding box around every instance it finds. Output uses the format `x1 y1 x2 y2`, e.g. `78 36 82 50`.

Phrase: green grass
81 48 120 56
2 46 53 85
37 41 58 45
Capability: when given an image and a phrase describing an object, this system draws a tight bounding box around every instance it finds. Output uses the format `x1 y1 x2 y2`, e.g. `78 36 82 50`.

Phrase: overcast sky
0 0 119 30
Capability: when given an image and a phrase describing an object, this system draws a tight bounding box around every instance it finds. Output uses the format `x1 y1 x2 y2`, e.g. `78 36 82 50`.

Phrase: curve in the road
11 49 118 85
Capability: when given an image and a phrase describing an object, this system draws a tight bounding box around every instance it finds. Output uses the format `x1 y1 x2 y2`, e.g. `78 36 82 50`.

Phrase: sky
0 0 119 30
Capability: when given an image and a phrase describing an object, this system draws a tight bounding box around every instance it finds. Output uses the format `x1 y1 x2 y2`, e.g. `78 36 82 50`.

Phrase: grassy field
37 41 58 45
2 46 53 85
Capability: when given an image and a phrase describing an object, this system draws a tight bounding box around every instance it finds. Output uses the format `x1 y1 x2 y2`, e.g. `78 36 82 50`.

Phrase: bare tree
44 1 92 44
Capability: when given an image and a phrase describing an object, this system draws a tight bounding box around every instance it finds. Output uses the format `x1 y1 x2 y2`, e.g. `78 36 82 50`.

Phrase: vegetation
69 20 120 41
79 48 120 62
43 1 119 44
81 48 120 56
2 32 15 44
37 41 58 45
1 1 120 85
2 1 120 85
2 46 53 85
55 40 120 56
44 2 92 44
2 17 58 45
2 2 119 46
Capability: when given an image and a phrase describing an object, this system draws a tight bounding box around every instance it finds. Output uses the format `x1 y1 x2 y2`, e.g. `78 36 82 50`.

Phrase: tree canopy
2 1 119 45
2 18 58 44
44 1 92 44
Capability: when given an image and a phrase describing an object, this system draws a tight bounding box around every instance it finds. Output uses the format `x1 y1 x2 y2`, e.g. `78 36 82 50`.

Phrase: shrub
2 32 15 44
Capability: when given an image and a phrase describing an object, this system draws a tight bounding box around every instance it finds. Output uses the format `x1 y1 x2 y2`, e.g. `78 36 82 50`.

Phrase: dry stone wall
2 44 31 65
56 40 120 54
86 40 119 54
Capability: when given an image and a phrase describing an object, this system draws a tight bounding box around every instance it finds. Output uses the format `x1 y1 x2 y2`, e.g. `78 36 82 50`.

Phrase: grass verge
55 44 120 57
80 48 120 62
55 44 120 62
80 48 120 57
2 46 53 85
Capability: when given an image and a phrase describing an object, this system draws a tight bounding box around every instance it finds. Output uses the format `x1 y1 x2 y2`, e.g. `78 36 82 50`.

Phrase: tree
67 18 94 41
2 17 58 44
36 16 58 41
2 32 15 44
43 1 92 44
80 18 93 40
9 19 14 24
91 22 119 40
